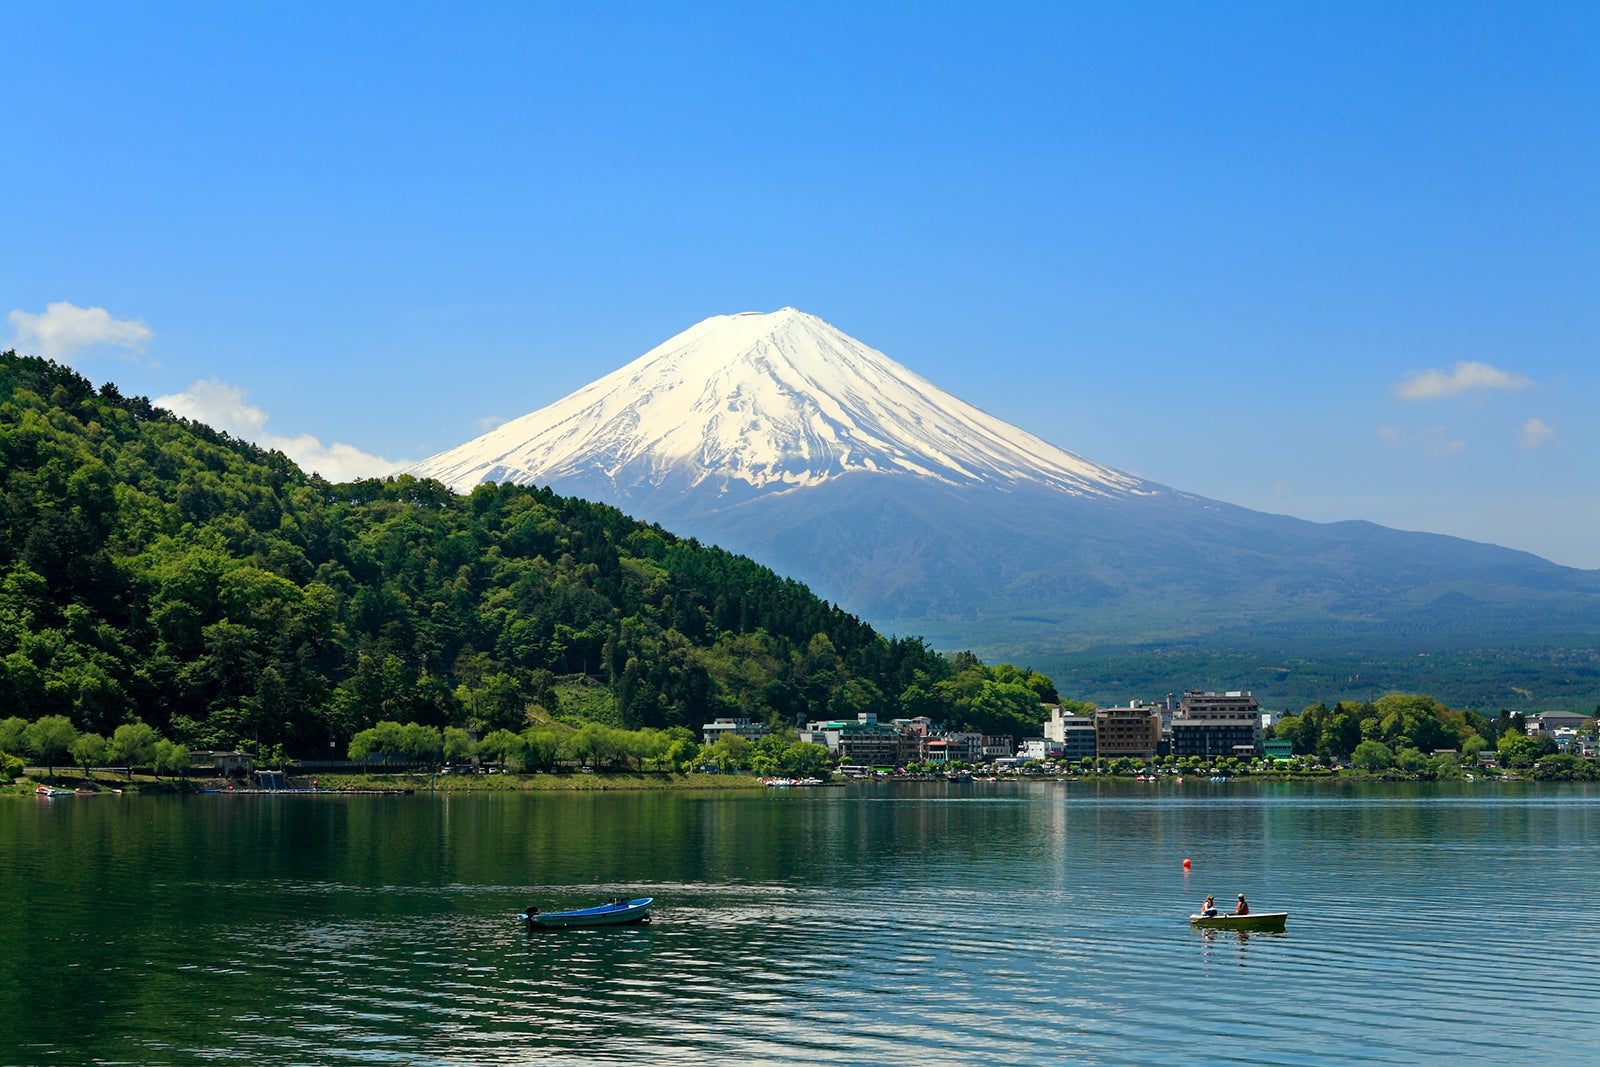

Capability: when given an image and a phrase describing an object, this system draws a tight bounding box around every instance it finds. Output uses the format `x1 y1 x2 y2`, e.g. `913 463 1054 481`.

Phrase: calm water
3 781 1598 1065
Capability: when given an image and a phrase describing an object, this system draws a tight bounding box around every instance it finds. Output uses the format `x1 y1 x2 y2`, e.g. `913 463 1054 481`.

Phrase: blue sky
5 2 1597 567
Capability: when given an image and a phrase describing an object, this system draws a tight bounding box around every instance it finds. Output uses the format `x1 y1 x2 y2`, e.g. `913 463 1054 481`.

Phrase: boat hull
523 897 653 929
1189 912 1287 931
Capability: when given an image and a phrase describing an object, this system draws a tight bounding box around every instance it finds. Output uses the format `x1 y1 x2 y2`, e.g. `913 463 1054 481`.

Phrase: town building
1527 711 1591 734
1094 703 1162 760
1171 690 1263 759
1019 738 1066 761
1044 707 1099 761
801 712 910 768
701 717 770 746
980 734 1016 760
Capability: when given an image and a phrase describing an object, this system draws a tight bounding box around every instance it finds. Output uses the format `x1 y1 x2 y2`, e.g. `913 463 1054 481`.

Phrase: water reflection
1196 925 1289 966
3 785 1600 1065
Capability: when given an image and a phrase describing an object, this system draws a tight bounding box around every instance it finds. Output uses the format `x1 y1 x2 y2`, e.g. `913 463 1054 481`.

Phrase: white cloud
1375 425 1465 457
155 378 403 481
8 301 153 362
1520 417 1555 449
156 379 269 434
1394 360 1533 400
475 415 508 432
1419 429 1467 457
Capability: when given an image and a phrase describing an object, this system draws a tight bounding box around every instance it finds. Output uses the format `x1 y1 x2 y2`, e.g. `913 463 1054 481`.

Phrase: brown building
1094 703 1161 760
1171 690 1263 759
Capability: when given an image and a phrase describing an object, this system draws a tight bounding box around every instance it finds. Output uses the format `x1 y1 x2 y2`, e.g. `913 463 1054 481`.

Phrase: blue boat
520 897 653 929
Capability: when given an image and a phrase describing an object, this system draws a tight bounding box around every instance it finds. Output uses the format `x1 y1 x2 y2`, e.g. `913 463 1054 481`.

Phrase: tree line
1267 694 1596 779
0 713 189 781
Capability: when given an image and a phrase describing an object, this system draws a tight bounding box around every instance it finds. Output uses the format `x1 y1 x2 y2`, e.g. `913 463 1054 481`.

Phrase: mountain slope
403 309 1600 700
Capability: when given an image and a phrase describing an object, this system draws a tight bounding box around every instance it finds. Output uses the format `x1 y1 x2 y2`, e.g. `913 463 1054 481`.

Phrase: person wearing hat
1234 893 1249 916
1200 894 1218 917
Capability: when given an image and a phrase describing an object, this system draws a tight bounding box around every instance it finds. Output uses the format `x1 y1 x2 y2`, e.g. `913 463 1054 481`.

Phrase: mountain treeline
0 352 1056 756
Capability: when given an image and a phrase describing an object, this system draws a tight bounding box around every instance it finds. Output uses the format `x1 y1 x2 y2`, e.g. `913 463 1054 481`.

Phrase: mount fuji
406 307 1146 504
404 309 1600 698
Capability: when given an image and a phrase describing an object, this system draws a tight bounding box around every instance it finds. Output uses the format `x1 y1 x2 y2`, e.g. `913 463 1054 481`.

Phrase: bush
1529 753 1600 781
0 751 24 782
1351 740 1395 772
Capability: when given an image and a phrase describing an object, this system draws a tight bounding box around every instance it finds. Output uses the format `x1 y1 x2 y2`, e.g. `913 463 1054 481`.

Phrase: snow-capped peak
401 308 1147 500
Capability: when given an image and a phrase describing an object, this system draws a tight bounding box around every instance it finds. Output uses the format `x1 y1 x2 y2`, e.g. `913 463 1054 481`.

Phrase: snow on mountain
402 307 1148 501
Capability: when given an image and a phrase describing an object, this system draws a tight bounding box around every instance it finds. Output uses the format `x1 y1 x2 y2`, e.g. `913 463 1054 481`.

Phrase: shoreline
4 765 1541 796
2 768 774 795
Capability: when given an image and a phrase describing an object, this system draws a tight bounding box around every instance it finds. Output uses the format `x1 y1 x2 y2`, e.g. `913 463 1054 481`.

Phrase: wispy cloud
1393 360 1533 400
8 301 153 362
155 378 404 481
1520 417 1555 449
1376 425 1465 457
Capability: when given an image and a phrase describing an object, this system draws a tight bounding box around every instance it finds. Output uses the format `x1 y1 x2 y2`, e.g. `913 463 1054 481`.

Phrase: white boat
1189 911 1288 931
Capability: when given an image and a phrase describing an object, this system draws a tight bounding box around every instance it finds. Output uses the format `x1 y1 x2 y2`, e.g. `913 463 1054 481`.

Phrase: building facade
1094 703 1161 760
1171 690 1263 759
701 717 770 746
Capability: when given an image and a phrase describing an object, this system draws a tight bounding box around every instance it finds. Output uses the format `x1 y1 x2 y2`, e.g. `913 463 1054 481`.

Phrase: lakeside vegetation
7 687 1596 791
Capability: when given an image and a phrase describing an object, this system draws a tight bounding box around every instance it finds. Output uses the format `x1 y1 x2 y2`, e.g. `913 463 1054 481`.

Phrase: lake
3 780 1598 1065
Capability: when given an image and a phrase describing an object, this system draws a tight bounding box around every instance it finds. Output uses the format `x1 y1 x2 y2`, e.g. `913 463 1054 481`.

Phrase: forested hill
0 351 1056 757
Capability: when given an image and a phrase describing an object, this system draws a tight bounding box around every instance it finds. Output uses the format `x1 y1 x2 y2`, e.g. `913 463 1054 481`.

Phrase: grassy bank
0 767 771 795
297 770 769 792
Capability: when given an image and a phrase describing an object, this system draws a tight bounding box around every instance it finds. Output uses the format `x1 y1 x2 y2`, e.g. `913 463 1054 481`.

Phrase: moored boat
520 897 653 929
1189 911 1288 931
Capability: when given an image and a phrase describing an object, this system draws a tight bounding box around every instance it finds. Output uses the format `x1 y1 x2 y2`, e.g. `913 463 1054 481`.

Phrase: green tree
25 714 79 775
110 721 160 779
663 734 699 773
1394 746 1428 774
442 726 474 766
705 734 752 773
0 716 27 757
348 721 408 766
475 728 525 769
1427 753 1465 781
399 723 444 768
70 732 107 776
153 738 191 780
1530 753 1600 781
1350 740 1394 772
781 740 833 775
1271 713 1316 755
520 726 563 772
1497 733 1547 769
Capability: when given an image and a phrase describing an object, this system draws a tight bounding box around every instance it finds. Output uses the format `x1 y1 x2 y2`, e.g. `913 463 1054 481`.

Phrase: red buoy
1182 857 1192 870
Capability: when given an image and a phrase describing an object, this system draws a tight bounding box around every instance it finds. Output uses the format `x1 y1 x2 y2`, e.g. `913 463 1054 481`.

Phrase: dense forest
0 352 1058 759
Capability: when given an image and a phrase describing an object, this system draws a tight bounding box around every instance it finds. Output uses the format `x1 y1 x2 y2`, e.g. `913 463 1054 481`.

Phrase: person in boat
1235 894 1249 916
1201 895 1218 917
